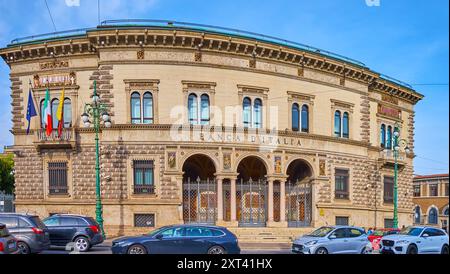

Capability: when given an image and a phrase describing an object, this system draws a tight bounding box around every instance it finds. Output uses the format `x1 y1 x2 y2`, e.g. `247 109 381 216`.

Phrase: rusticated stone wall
89 65 114 115
72 146 97 200
407 112 415 153
10 76 23 130
360 94 371 143
13 148 44 200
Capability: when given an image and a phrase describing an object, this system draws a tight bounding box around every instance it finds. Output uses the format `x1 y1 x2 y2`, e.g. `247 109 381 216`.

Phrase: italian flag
43 88 53 136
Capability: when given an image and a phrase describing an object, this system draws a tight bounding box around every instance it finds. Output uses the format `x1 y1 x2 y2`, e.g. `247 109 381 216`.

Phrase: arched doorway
286 159 313 227
236 156 268 227
182 154 217 224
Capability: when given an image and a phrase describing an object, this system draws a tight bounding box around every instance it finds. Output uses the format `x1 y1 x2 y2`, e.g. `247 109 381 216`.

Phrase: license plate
294 247 300 251
8 242 15 249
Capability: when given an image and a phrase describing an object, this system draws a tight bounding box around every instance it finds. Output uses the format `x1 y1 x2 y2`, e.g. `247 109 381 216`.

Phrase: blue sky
0 0 448 175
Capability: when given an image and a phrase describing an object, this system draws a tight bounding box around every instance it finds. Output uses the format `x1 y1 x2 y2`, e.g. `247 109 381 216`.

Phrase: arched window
63 98 72 128
443 206 448 216
292 103 299 132
40 99 46 128
428 207 438 224
301 105 309 133
254 98 262 128
143 92 153 124
188 94 198 125
51 99 59 130
380 124 386 148
414 206 421 224
131 92 141 124
387 126 393 149
243 97 251 128
343 112 349 138
334 110 341 137
200 94 210 125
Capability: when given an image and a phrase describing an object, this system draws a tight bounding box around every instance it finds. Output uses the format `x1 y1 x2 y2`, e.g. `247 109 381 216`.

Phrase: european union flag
26 88 37 135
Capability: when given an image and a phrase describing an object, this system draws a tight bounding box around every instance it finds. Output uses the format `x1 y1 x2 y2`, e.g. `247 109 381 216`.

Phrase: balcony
378 149 406 169
34 128 76 151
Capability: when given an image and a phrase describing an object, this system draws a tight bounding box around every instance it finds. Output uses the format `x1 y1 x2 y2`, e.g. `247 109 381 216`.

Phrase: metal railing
37 128 73 142
379 149 405 161
134 185 155 195
0 192 15 213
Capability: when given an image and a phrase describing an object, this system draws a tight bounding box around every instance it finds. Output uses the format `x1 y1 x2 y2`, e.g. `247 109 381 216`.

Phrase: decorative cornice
1 27 423 104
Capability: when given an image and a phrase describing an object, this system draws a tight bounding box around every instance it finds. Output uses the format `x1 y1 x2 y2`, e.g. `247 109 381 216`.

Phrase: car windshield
146 227 168 237
0 226 10 237
307 227 334 237
399 227 423 236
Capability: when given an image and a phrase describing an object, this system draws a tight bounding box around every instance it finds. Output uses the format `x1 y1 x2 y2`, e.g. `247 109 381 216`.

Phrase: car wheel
17 241 31 254
74 236 91 252
208 246 226 254
361 247 371 254
406 244 418 255
315 247 328 254
441 245 449 255
128 244 147 255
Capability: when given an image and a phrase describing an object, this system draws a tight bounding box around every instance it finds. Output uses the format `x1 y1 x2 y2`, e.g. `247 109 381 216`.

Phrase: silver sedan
292 226 372 254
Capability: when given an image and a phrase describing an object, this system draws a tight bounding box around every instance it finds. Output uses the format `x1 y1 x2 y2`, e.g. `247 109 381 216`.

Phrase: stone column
230 178 237 222
217 178 224 222
280 180 286 222
268 179 274 223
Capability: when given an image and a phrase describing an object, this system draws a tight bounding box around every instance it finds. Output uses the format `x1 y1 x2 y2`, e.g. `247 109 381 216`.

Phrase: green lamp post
81 80 112 238
392 123 410 229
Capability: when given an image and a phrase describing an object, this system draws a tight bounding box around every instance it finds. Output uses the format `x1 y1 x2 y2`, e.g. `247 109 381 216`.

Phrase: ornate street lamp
81 80 112 238
392 122 410 229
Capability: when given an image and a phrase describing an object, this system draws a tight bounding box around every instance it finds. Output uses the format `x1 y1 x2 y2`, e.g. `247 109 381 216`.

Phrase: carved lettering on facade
39 61 69 70
33 72 76 88
378 104 401 120
381 94 399 105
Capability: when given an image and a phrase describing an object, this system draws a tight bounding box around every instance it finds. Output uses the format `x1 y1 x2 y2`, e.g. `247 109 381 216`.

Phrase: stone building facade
0 22 423 237
413 174 449 232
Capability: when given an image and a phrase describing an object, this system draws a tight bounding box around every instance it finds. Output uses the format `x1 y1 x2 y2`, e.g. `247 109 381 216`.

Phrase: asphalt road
41 245 292 254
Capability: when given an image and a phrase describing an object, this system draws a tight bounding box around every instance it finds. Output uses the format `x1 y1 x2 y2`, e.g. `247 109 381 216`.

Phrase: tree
0 154 14 194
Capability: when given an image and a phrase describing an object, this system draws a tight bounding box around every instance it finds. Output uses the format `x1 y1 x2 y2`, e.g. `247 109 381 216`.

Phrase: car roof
326 225 365 230
0 213 39 218
50 214 90 218
162 224 227 230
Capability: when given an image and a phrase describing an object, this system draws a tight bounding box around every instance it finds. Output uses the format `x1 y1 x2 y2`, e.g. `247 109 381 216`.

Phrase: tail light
31 227 44 234
89 225 100 234
0 242 4 252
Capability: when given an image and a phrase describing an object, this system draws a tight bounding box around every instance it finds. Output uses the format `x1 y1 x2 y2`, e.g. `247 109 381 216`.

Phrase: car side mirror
329 234 337 239
422 233 429 238
155 234 163 240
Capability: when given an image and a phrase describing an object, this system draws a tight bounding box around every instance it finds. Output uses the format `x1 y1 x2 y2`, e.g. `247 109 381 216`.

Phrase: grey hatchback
0 223 19 254
0 213 50 254
292 226 371 254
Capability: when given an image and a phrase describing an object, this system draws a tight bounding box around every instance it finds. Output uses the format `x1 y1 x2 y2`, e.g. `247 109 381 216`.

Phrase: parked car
292 226 371 254
42 214 104 252
112 225 240 254
0 223 19 254
368 228 400 251
380 226 449 254
0 213 50 254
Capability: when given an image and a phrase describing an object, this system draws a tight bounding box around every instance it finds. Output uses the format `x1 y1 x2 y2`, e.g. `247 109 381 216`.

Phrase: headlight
304 240 318 246
396 240 409 245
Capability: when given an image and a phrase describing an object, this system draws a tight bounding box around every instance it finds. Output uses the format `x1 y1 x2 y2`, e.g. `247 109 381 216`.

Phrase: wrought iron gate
183 178 217 224
237 179 268 227
286 181 312 227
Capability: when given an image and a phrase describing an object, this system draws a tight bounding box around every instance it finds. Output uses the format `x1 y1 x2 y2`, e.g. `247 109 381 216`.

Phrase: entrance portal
182 155 217 224
286 159 313 227
237 156 268 227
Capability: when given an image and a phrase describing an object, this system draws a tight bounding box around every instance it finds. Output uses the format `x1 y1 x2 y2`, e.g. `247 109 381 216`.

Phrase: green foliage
0 154 14 194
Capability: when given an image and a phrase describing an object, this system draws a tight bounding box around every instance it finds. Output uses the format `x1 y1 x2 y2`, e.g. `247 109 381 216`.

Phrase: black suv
0 213 51 254
43 214 104 252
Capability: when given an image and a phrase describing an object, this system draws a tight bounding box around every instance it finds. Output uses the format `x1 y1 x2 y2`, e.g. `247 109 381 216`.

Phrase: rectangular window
133 160 155 194
383 176 394 203
134 214 155 228
335 216 349 226
335 169 349 199
429 184 438 197
413 185 421 197
48 162 68 195
384 219 394 229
